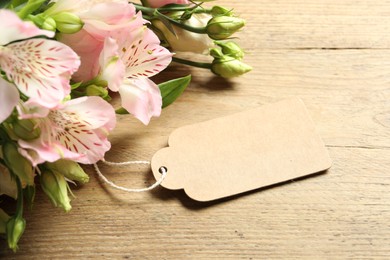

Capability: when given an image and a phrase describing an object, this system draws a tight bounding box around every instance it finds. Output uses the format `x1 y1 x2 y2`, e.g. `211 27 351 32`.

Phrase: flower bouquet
0 0 250 251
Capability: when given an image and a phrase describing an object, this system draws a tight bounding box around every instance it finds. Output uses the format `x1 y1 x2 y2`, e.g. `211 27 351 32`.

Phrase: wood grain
2 0 390 258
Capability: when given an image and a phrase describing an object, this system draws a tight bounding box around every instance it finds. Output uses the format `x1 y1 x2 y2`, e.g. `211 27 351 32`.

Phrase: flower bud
46 159 89 184
206 16 245 40
85 85 109 100
153 13 215 54
215 41 245 60
6 215 26 252
2 142 34 186
51 12 83 34
0 165 17 199
211 6 233 17
0 208 10 234
209 47 224 58
40 169 72 212
211 56 252 78
12 119 41 140
41 17 56 32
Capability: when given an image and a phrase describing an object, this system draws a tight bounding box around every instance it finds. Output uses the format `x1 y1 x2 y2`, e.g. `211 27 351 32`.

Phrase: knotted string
93 159 167 192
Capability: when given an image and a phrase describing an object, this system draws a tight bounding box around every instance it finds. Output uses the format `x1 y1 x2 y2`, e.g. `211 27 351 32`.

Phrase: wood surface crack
326 144 390 150
291 47 376 50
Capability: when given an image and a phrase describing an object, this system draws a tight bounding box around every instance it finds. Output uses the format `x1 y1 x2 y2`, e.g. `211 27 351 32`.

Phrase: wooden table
2 0 390 258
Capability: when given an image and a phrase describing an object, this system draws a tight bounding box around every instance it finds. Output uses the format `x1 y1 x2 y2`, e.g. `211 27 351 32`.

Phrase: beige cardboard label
152 98 332 201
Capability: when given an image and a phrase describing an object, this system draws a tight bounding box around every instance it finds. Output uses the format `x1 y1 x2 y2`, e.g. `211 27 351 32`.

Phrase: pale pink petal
18 97 116 165
0 39 80 108
119 78 162 125
121 28 172 78
46 0 129 15
0 10 54 45
59 30 103 82
0 78 19 123
80 3 143 40
99 37 125 92
19 138 83 166
62 96 116 131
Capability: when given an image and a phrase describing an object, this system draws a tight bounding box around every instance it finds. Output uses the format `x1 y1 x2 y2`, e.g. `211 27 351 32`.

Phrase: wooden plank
222 0 390 48
1 147 389 259
2 0 390 258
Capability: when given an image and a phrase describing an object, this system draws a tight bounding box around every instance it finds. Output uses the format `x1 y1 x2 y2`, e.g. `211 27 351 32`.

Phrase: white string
93 159 167 193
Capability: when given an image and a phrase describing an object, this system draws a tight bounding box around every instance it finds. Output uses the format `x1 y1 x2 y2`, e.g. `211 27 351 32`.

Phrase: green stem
17 0 46 19
133 3 208 34
133 3 192 13
163 15 207 34
172 57 212 69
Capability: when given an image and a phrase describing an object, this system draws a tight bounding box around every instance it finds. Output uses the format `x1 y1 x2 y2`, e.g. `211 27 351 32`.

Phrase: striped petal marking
121 28 172 79
0 39 80 108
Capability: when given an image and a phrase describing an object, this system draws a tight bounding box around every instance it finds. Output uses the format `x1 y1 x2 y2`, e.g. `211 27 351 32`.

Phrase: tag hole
159 166 167 174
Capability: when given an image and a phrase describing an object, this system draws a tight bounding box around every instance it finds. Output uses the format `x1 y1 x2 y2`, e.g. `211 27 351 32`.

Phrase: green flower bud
40 169 72 212
206 16 245 40
215 41 245 60
211 56 252 78
12 119 41 140
0 165 17 199
6 215 26 252
41 17 56 31
85 85 109 100
0 208 10 234
2 142 35 186
46 159 89 184
211 6 233 17
52 12 83 34
209 47 224 58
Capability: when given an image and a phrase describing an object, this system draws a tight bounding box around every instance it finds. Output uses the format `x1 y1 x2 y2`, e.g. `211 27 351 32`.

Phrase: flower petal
99 37 125 92
81 3 142 40
0 10 54 45
19 97 116 165
119 78 162 125
121 28 172 79
0 39 80 108
0 78 19 123
59 30 103 82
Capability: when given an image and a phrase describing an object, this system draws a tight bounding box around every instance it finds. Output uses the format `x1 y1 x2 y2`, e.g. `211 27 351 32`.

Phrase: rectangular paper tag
152 98 332 201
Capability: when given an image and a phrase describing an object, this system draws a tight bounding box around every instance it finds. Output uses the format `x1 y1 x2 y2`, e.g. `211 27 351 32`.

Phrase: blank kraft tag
151 98 332 202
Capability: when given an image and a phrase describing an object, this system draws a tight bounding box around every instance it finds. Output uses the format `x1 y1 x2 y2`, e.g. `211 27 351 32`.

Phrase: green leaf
159 75 191 108
115 107 129 114
23 185 35 210
71 82 82 90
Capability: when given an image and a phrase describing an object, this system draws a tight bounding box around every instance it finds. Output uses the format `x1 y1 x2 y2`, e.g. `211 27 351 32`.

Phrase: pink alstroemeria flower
48 0 144 81
0 10 80 110
56 0 172 125
18 96 116 166
99 27 172 125
146 0 189 8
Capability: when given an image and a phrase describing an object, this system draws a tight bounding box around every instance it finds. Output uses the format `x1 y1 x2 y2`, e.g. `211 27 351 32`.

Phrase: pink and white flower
18 96 116 166
48 0 144 81
0 10 80 116
98 27 172 125
55 1 173 125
